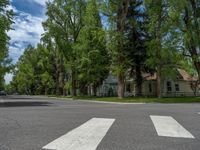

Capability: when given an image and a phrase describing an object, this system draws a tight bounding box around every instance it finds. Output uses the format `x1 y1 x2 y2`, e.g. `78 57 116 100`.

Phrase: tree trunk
79 82 88 96
88 85 92 96
116 0 130 99
157 65 162 98
118 73 125 99
45 87 48 95
193 62 200 96
63 88 66 96
71 69 77 97
156 1 163 98
59 56 65 95
135 65 142 96
56 68 60 95
194 60 200 82
55 50 60 95
93 84 97 96
183 5 200 95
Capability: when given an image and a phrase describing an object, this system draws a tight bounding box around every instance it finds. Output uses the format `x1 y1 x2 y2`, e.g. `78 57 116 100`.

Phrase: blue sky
5 0 47 83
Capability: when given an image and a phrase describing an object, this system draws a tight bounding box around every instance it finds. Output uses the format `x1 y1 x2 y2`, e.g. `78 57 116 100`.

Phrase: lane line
150 115 195 139
198 112 200 115
43 118 115 150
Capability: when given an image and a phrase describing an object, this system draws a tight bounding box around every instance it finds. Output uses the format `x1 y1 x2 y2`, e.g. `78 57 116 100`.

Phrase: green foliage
144 0 184 98
11 45 56 95
43 0 86 96
103 0 132 98
145 0 181 77
77 0 110 93
9 0 200 98
11 0 109 96
0 0 13 89
169 0 200 80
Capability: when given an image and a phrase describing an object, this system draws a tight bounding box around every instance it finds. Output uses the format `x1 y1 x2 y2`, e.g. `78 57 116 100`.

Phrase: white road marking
77 100 145 105
150 115 195 139
43 118 115 150
198 112 200 115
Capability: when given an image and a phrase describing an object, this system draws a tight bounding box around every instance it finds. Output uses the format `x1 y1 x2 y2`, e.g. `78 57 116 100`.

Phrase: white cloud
9 45 24 63
5 73 13 84
8 14 44 45
5 5 46 84
8 6 46 63
28 0 47 6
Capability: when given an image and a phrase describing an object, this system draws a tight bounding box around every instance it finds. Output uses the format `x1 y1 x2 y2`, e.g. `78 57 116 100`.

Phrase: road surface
0 95 199 150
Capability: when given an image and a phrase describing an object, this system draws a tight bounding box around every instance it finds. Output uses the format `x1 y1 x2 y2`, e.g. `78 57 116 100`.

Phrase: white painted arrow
43 118 115 150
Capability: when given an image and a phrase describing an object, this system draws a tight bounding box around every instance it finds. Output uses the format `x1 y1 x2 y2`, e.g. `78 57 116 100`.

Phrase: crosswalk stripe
150 115 195 139
43 118 115 150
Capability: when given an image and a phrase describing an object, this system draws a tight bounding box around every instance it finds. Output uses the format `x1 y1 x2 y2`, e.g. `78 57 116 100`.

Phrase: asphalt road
0 95 200 150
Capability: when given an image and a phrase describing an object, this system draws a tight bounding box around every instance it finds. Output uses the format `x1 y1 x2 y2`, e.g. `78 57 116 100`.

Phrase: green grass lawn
92 97 200 103
49 95 200 103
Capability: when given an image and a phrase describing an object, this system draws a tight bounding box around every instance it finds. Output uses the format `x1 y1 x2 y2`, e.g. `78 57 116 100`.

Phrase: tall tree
77 0 109 96
145 0 180 98
12 45 37 94
0 0 13 89
36 44 55 95
125 0 149 96
172 0 200 83
11 44 56 95
43 0 86 96
105 0 130 98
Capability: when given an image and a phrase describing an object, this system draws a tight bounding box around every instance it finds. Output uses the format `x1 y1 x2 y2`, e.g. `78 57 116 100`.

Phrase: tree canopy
0 0 13 90
9 0 200 98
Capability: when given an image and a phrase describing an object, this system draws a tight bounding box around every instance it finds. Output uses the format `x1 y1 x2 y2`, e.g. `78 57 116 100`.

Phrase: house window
149 83 152 93
175 83 180 92
167 81 172 92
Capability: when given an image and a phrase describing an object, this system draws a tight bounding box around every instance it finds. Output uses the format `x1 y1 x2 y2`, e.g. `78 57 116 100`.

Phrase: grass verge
92 97 200 103
49 95 200 103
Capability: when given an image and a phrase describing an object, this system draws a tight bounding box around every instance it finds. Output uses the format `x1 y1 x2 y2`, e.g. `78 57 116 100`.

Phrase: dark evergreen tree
125 0 150 96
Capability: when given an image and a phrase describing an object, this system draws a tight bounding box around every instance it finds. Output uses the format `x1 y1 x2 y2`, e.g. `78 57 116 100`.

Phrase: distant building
97 75 118 97
97 69 199 97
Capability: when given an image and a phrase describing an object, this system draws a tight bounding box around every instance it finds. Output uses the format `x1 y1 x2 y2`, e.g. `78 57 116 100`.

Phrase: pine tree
125 0 150 96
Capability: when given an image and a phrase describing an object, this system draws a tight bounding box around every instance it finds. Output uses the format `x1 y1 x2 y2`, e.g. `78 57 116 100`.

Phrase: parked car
0 91 7 96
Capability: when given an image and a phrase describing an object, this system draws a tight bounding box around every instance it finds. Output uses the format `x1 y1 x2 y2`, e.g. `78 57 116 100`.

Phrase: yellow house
97 69 198 97
125 69 198 97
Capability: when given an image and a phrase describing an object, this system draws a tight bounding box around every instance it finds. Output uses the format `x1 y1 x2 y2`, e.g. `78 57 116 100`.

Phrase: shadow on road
0 101 53 107
8 97 33 99
0 95 34 99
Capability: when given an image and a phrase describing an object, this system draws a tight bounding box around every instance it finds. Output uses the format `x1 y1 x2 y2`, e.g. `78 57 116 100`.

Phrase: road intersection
0 95 199 150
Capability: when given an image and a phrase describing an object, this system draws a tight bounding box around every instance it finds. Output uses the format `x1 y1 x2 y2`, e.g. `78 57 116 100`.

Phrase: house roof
143 69 197 81
177 69 197 81
142 73 157 81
